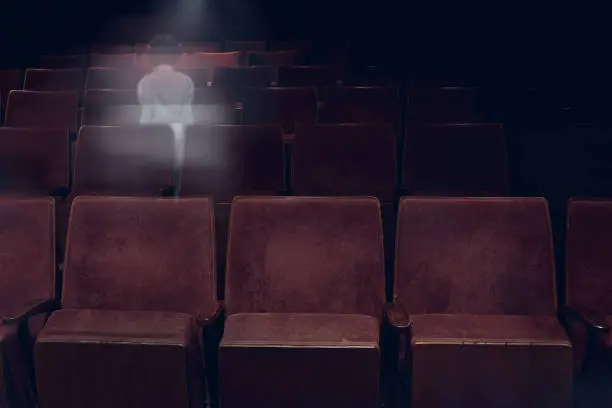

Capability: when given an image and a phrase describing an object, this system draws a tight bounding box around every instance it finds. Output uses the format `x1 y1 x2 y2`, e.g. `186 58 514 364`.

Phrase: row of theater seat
3 195 612 407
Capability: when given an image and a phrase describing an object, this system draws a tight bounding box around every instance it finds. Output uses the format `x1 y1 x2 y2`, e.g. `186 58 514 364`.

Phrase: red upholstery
181 125 284 200
81 89 140 126
241 87 318 137
89 53 136 69
211 67 273 89
277 66 340 87
394 197 571 408
319 86 401 135
72 125 174 197
35 196 217 408
247 51 297 67
177 68 213 88
180 52 241 69
0 198 56 408
85 68 143 90
404 123 510 196
90 44 134 54
292 123 396 202
224 40 266 52
0 69 22 109
181 42 221 53
0 128 69 195
192 88 240 124
408 86 484 123
39 55 86 70
5 91 78 134
221 196 384 408
24 69 83 92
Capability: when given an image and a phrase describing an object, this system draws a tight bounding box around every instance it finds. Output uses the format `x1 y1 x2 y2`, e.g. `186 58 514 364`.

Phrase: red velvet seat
248 51 297 67
277 66 340 88
4 91 78 135
319 86 401 136
180 52 241 69
89 53 136 69
181 42 221 53
81 89 140 126
564 200 612 376
35 196 218 408
177 68 213 88
403 123 510 196
72 125 175 197
407 86 485 124
192 88 240 124
0 69 22 111
0 198 56 408
220 196 385 408
390 197 572 408
39 55 86 70
24 69 83 93
241 87 318 140
85 68 143 90
211 67 273 91
0 128 69 195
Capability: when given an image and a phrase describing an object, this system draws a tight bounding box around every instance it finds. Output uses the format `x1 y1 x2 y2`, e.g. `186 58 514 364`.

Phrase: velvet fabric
0 128 69 195
247 51 297 67
180 125 285 201
211 67 273 89
180 52 241 69
277 66 341 87
241 87 318 135
85 68 143 90
292 123 397 203
4 90 78 134
0 197 55 317
176 68 213 89
89 53 137 69
225 196 385 318
81 89 140 126
181 42 221 53
0 69 22 110
404 123 510 196
62 196 217 316
407 86 485 124
72 125 174 196
395 197 557 315
36 309 203 408
23 69 83 92
38 55 87 70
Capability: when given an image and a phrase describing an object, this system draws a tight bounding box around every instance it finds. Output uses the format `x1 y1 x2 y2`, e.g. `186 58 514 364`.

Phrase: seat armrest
196 302 224 328
384 302 411 330
2 298 60 325
560 305 610 333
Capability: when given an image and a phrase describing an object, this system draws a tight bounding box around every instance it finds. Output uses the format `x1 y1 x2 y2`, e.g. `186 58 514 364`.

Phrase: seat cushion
409 314 572 408
222 312 380 347
35 309 203 408
220 313 380 408
411 314 570 345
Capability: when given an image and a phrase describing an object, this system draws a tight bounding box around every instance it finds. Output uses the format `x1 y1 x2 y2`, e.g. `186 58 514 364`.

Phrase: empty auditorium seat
5 91 78 134
181 124 285 200
292 123 396 201
248 51 297 67
241 87 318 139
24 69 83 92
277 66 340 88
89 53 136 69
181 42 220 53
36 196 219 408
85 68 142 90
319 86 401 136
180 52 241 69
407 86 485 124
343 66 403 86
403 123 510 196
564 200 612 375
390 197 572 408
192 88 240 124
0 128 69 196
0 69 22 112
72 126 175 196
224 40 266 52
81 89 140 126
90 44 134 54
220 196 384 408
39 55 86 69
211 66 273 90
0 197 57 408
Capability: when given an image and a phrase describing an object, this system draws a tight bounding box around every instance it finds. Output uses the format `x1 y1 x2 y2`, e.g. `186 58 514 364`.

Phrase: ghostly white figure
137 34 194 170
